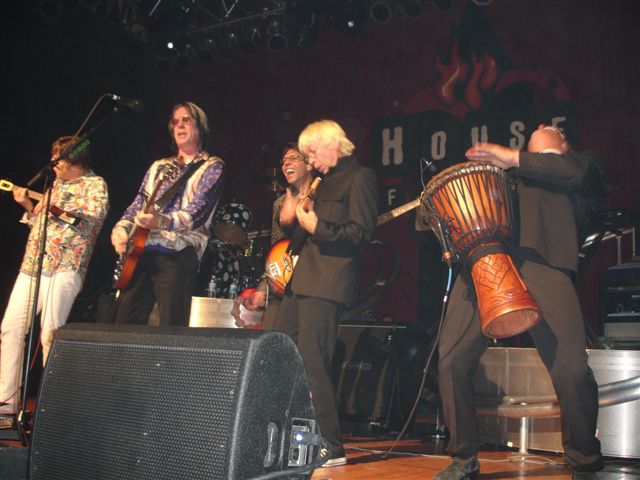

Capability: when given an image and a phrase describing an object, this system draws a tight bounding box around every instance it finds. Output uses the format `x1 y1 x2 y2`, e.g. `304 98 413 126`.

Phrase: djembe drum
421 161 541 338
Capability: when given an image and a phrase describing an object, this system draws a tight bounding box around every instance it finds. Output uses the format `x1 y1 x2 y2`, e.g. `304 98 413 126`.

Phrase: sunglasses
170 115 195 127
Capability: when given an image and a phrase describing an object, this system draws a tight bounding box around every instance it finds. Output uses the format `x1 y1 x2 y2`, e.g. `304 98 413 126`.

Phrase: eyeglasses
280 154 306 164
170 115 195 127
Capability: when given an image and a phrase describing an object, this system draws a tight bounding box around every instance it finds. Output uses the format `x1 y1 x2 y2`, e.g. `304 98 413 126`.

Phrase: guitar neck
377 197 421 226
27 189 43 202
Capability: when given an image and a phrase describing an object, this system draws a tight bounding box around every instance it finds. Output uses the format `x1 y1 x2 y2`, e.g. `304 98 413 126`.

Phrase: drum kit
197 202 266 298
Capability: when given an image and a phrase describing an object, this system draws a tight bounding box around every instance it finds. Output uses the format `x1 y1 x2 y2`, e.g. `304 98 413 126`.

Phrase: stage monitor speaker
29 323 317 480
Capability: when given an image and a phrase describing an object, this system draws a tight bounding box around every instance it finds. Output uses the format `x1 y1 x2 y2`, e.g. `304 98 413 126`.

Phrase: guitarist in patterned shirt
0 135 108 428
110 101 225 327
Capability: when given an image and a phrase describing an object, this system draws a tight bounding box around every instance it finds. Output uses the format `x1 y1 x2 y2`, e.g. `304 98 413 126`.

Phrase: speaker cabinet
332 323 421 434
30 323 317 480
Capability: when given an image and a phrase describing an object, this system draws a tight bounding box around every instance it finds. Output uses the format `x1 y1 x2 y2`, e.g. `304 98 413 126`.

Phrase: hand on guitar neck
0 178 78 225
294 176 322 235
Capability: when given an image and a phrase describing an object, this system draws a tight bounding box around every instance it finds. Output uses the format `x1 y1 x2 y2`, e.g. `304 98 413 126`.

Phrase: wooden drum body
422 162 541 338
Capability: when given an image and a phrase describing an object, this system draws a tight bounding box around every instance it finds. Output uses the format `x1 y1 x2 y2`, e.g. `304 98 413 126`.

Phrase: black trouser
115 247 198 327
437 249 603 472
273 291 343 449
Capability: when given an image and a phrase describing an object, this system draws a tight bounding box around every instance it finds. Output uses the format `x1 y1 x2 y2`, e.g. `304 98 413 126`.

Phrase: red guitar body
113 228 149 290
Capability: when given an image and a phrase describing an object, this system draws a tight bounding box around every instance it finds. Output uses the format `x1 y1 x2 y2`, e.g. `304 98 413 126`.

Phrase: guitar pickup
267 262 282 279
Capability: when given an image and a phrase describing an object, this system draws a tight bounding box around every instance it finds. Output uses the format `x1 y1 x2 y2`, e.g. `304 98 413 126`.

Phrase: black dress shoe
434 458 480 480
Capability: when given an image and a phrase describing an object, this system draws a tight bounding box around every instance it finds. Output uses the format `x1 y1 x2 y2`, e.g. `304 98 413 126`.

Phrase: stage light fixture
217 32 239 61
370 1 393 24
267 19 288 52
241 25 261 55
195 38 216 64
398 0 424 18
328 0 367 35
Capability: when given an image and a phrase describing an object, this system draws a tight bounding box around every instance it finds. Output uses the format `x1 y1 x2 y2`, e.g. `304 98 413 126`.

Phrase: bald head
527 124 569 154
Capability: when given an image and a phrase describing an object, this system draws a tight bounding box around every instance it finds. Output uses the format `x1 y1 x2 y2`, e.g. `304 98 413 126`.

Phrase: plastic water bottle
228 280 238 299
206 276 217 298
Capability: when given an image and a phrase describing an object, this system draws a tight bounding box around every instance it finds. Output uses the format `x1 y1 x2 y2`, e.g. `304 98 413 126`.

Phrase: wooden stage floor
1 413 638 479
309 436 639 480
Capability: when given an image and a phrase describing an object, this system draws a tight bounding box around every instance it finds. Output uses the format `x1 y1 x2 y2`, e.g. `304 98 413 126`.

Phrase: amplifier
600 262 640 335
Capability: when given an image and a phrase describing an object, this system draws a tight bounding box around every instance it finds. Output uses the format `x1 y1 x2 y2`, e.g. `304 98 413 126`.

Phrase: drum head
212 203 252 245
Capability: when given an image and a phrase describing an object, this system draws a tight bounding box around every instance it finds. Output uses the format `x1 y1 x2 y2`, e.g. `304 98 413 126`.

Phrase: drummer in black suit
434 125 605 480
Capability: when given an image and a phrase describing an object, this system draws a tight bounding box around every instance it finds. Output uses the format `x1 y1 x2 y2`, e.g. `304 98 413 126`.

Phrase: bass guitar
0 178 78 225
112 159 180 291
265 190 421 297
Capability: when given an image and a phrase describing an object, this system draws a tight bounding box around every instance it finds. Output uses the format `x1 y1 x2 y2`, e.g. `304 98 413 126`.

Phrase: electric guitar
264 177 322 296
376 196 421 227
265 190 421 297
112 159 180 291
0 178 79 225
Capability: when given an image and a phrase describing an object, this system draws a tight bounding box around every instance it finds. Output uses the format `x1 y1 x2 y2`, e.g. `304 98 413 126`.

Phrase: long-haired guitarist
110 101 225 327
0 136 109 428
242 143 315 326
270 120 379 467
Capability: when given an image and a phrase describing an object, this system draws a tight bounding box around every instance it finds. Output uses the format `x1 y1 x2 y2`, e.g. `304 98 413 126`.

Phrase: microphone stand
15 95 125 445
16 171 55 445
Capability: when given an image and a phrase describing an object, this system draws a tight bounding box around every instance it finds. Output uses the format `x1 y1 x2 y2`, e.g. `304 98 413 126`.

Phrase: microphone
108 94 144 113
421 158 438 173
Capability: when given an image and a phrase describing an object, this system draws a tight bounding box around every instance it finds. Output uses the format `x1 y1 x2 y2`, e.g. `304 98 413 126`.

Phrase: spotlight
195 38 216 64
370 1 392 24
267 20 288 52
398 0 424 18
328 0 367 35
241 25 261 55
217 32 239 61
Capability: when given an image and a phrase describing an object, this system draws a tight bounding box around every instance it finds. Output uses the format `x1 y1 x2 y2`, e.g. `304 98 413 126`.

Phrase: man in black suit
434 124 605 480
273 119 378 467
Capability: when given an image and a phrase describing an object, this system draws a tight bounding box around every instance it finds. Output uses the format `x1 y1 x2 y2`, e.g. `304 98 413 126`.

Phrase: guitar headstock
160 158 181 182
0 179 14 192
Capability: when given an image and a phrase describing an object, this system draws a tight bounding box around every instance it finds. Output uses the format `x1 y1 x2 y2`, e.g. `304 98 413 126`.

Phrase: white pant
0 271 82 413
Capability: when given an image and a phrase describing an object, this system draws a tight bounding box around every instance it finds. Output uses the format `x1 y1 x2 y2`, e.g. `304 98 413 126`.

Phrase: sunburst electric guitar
112 159 180 291
265 187 421 297
264 177 322 297
0 178 79 225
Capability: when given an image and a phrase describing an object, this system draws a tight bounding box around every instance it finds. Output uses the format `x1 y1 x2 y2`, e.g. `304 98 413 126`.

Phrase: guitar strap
152 157 206 212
